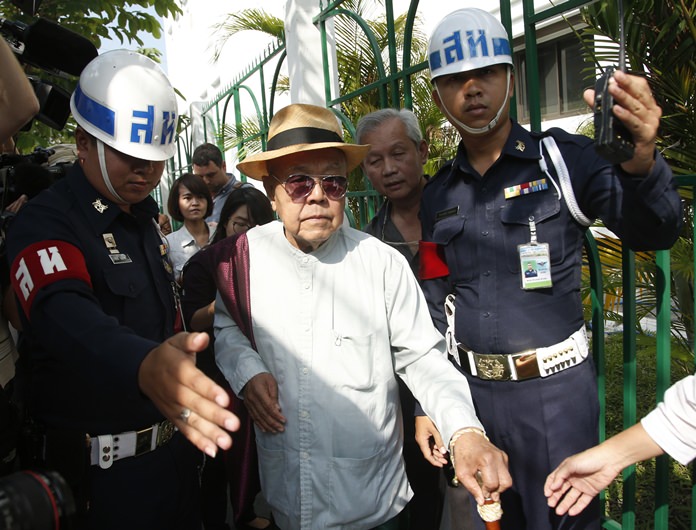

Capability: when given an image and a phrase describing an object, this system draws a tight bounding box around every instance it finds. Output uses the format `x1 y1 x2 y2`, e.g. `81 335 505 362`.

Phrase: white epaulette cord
540 136 594 227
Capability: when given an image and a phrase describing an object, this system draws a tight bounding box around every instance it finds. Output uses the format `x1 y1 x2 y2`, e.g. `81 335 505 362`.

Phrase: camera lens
0 470 75 530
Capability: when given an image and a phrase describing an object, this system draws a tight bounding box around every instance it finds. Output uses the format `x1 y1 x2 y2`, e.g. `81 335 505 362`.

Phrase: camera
0 389 77 530
593 65 635 164
0 0 97 131
0 470 75 530
0 147 67 236
0 147 66 201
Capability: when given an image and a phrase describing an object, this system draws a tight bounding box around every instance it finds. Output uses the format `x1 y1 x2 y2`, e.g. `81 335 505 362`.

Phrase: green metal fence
169 1 694 527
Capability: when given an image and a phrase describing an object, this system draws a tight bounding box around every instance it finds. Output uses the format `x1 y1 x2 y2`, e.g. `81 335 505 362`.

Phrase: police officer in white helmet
7 50 240 529
417 8 681 530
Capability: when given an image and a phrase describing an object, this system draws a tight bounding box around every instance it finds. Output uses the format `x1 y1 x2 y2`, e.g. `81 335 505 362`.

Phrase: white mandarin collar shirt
215 221 481 530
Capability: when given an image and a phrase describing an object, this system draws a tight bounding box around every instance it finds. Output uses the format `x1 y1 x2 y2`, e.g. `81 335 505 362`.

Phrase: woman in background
166 173 213 282
184 186 274 329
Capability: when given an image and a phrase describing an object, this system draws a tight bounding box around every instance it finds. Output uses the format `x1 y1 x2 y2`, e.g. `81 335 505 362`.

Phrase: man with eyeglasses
211 103 511 530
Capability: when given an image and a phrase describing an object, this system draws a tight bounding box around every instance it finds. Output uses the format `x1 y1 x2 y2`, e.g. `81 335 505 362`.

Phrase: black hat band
267 127 343 151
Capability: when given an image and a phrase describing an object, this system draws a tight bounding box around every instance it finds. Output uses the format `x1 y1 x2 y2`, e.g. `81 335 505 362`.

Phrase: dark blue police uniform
7 164 202 530
420 122 682 530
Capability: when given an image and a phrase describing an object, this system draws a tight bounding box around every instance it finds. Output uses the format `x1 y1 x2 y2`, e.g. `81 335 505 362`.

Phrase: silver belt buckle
473 354 512 381
157 420 176 446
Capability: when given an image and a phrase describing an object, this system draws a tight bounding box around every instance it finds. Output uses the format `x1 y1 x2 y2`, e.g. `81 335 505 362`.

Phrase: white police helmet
428 8 512 82
70 50 177 161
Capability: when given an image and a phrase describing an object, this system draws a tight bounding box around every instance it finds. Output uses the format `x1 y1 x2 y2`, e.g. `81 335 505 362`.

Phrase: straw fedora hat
236 103 370 180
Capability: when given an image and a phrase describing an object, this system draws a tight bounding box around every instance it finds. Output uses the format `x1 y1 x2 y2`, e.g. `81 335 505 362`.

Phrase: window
514 34 592 123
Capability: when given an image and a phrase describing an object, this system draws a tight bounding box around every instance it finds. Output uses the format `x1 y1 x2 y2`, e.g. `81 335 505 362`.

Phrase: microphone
0 17 97 76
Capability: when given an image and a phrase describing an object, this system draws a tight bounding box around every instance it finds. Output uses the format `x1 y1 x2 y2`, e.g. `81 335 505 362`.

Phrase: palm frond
210 9 285 62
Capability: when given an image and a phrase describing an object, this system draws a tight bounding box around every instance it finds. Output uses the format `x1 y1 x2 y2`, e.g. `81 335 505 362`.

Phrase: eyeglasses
230 220 253 234
273 174 348 202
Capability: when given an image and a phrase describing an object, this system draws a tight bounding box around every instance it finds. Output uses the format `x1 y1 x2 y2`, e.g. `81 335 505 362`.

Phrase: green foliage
221 118 264 169
211 9 285 63
579 0 696 365
580 0 696 176
0 1 181 49
1 0 181 151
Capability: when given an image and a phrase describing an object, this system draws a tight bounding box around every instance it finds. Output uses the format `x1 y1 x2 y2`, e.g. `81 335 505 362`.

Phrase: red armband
11 240 92 319
418 240 449 280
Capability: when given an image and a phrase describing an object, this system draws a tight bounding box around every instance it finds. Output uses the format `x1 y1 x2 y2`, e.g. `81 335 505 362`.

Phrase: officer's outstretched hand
452 431 511 505
583 69 662 176
138 331 241 457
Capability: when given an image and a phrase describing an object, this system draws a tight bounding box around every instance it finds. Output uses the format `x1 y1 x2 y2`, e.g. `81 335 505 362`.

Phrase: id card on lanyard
518 216 552 289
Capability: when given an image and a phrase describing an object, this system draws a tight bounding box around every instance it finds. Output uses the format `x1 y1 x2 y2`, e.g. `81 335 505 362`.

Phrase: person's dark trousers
440 476 484 530
198 345 232 530
86 433 203 530
447 359 600 530
201 451 231 530
198 344 262 529
399 379 443 529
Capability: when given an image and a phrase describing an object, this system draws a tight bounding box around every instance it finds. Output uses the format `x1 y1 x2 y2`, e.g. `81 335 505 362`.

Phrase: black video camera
0 1 97 131
593 65 635 164
0 147 65 219
0 470 75 530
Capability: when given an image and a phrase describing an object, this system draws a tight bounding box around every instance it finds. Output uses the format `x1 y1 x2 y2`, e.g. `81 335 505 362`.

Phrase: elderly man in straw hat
208 103 510 530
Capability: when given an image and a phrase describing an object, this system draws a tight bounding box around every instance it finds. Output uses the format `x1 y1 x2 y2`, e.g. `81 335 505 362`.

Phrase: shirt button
301 451 309 460
303 283 310 289
483 312 490 318
483 271 490 276
302 367 309 375
300 410 309 418
481 231 489 236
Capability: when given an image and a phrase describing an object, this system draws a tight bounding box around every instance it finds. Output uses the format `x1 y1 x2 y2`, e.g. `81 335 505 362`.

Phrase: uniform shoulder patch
11 240 92 320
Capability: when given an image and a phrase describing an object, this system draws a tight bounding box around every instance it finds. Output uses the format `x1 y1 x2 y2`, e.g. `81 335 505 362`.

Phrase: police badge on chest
103 233 132 264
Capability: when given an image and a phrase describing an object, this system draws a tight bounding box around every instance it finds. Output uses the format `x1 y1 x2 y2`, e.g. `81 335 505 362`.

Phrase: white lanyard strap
444 293 460 366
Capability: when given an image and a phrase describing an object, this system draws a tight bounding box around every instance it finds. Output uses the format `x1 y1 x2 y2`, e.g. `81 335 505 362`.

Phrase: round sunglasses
273 174 348 202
